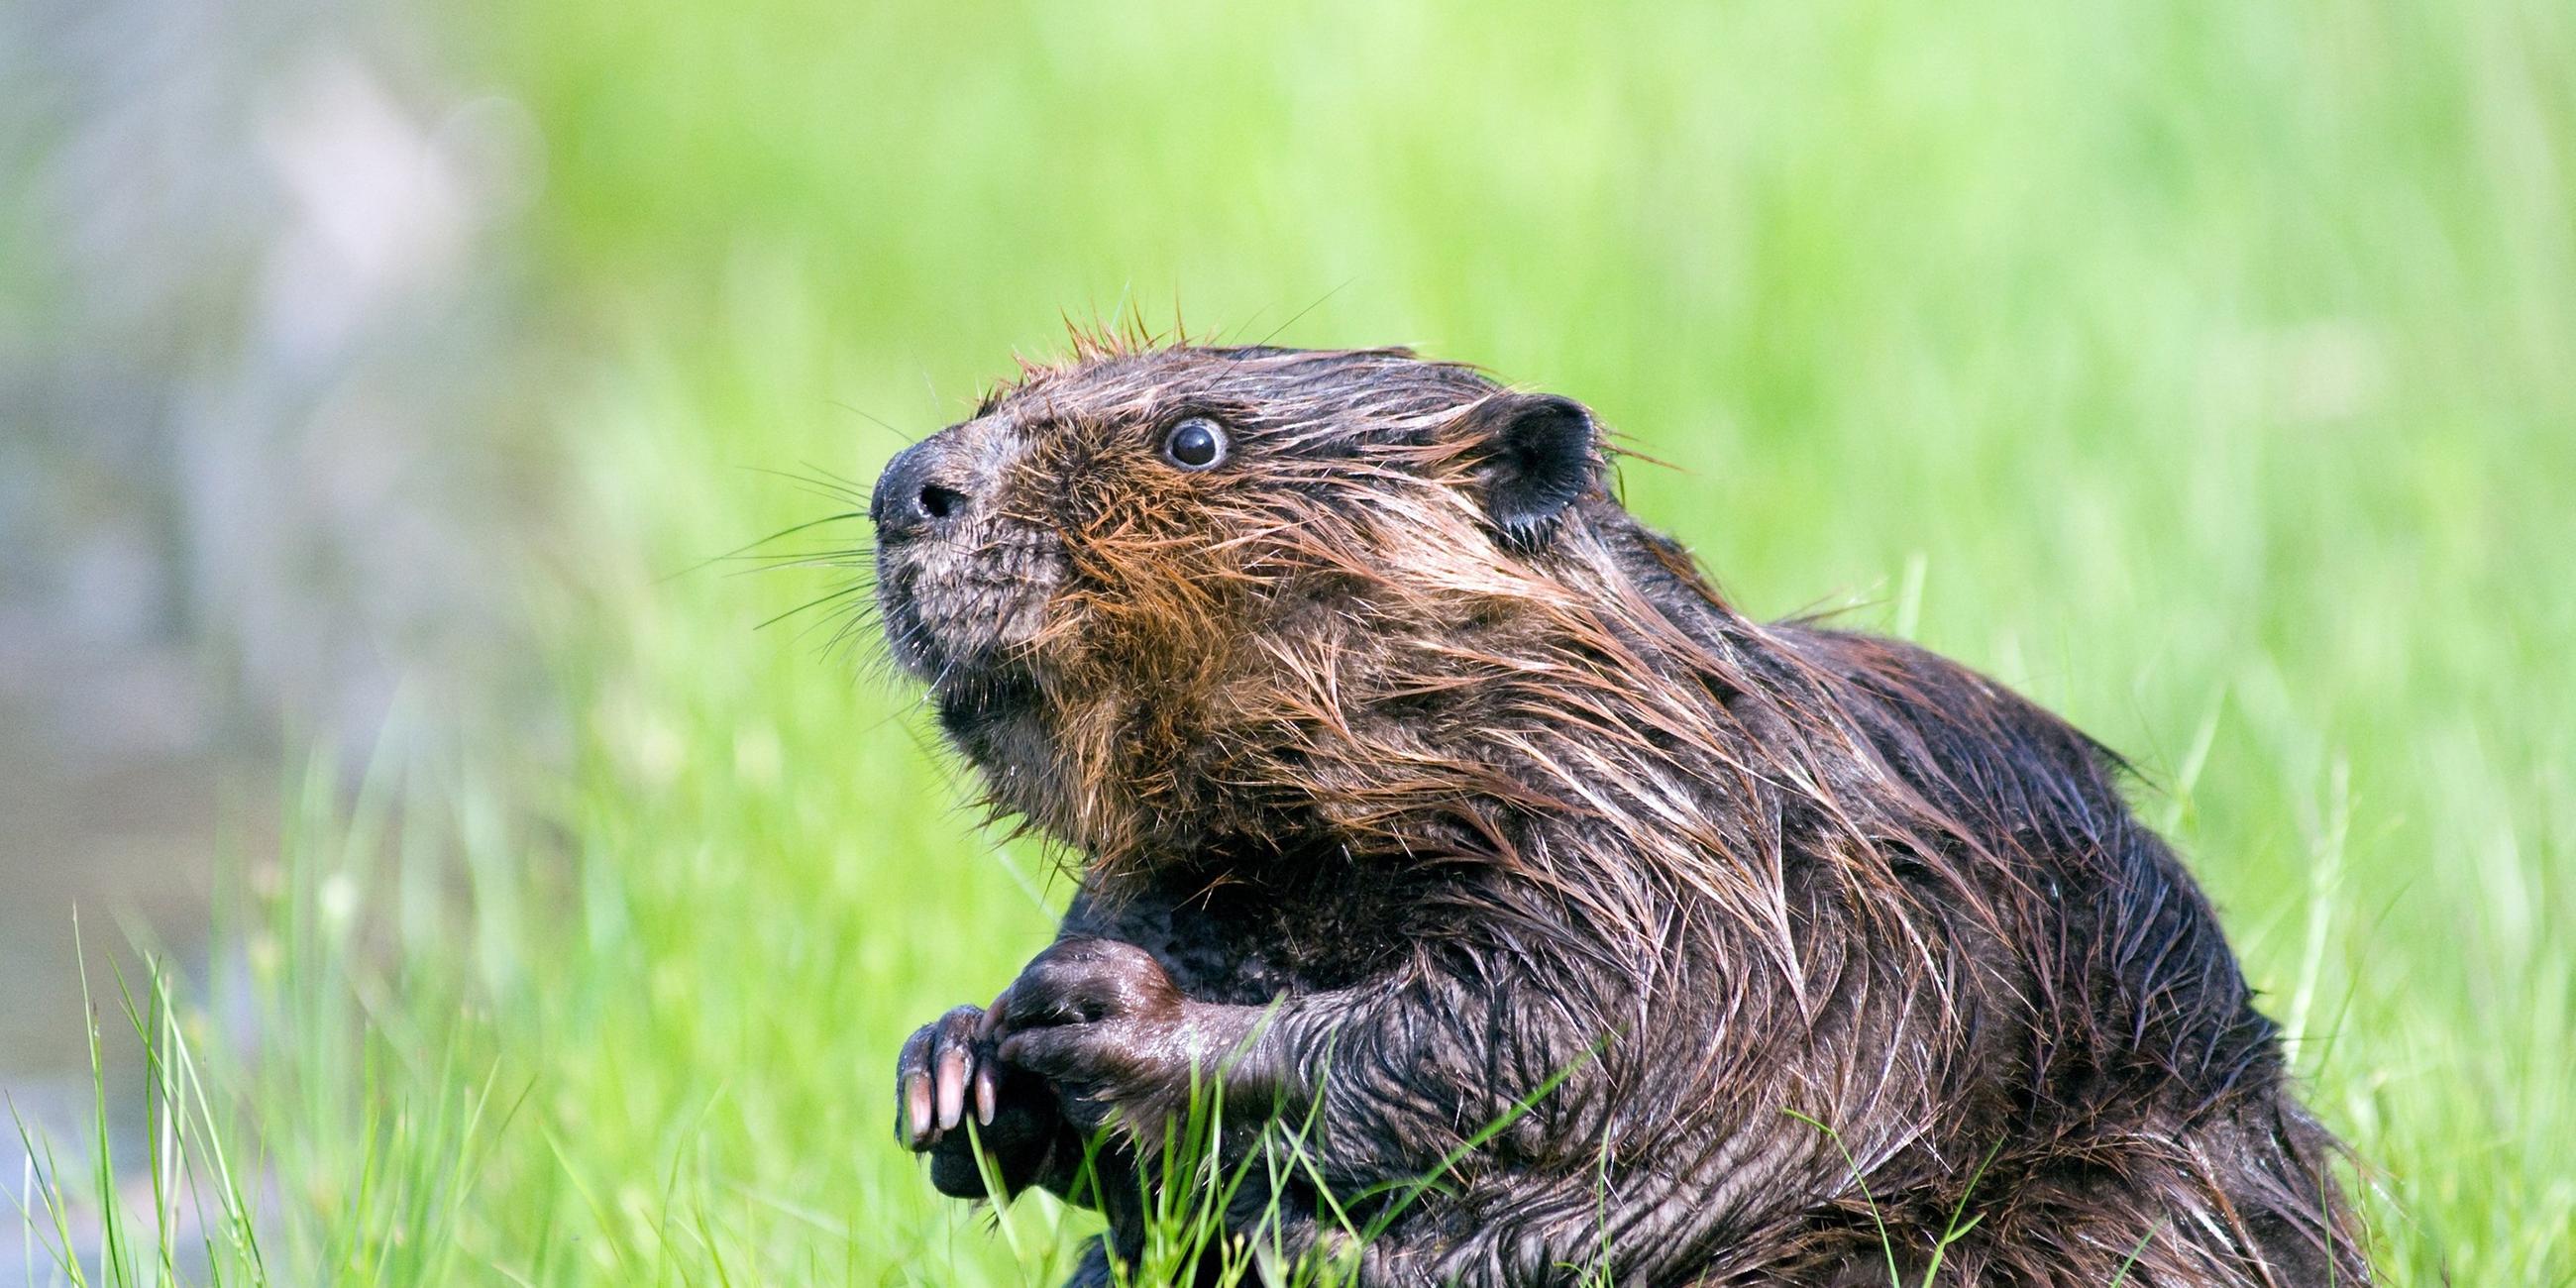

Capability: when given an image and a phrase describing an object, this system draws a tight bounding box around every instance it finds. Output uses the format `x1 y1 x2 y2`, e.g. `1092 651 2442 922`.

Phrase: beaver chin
929 660 1077 829
930 661 1041 740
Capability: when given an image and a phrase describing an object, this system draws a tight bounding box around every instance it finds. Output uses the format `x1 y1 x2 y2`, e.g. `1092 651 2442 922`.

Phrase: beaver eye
1160 417 1229 471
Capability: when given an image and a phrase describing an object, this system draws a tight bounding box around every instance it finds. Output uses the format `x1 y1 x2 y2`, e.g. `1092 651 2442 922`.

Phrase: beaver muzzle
871 438 975 547
869 426 1062 693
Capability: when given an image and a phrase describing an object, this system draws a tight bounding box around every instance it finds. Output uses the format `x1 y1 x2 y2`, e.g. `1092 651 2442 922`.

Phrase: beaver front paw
895 1002 1076 1198
989 937 1239 1135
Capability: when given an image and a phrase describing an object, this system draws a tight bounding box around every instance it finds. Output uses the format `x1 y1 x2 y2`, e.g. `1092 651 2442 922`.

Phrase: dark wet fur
880 341 2370 1285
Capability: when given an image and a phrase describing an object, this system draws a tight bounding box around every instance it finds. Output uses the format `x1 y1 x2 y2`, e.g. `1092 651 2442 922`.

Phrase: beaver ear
1460 392 1599 541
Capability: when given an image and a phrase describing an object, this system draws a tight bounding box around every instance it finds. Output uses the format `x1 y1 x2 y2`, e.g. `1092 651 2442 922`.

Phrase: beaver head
872 343 1739 886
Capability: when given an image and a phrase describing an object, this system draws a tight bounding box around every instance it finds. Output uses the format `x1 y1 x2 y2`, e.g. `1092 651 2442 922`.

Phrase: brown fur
881 341 2370 1286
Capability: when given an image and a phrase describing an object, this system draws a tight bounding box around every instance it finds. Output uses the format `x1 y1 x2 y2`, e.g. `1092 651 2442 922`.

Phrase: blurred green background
4 0 2571 1281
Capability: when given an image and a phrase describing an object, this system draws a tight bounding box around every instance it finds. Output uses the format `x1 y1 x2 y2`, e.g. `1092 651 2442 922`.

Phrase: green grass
20 0 2576 1281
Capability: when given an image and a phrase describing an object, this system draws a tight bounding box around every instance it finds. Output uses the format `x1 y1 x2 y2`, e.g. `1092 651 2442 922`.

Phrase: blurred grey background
2 0 548 1228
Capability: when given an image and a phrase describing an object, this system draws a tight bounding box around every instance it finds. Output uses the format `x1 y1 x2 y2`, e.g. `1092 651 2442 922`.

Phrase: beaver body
879 344 2367 1286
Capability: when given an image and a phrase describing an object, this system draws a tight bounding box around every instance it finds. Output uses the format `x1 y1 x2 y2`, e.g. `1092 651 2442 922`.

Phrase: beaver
876 342 2368 1286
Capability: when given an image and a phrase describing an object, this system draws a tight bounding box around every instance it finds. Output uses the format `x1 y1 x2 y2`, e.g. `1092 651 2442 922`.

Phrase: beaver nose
870 440 973 542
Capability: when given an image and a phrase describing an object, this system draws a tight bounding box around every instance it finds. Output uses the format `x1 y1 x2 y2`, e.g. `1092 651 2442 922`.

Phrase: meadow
19 0 2575 1282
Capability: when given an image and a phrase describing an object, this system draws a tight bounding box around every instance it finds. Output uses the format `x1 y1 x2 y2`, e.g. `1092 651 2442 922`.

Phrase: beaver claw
895 1004 997 1148
895 998 1079 1199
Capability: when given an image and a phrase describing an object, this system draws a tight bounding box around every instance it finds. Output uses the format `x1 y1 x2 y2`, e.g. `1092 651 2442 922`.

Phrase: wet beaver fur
878 341 2368 1285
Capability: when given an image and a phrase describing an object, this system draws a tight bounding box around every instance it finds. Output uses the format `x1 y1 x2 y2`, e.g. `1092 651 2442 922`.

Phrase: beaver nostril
917 483 966 521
